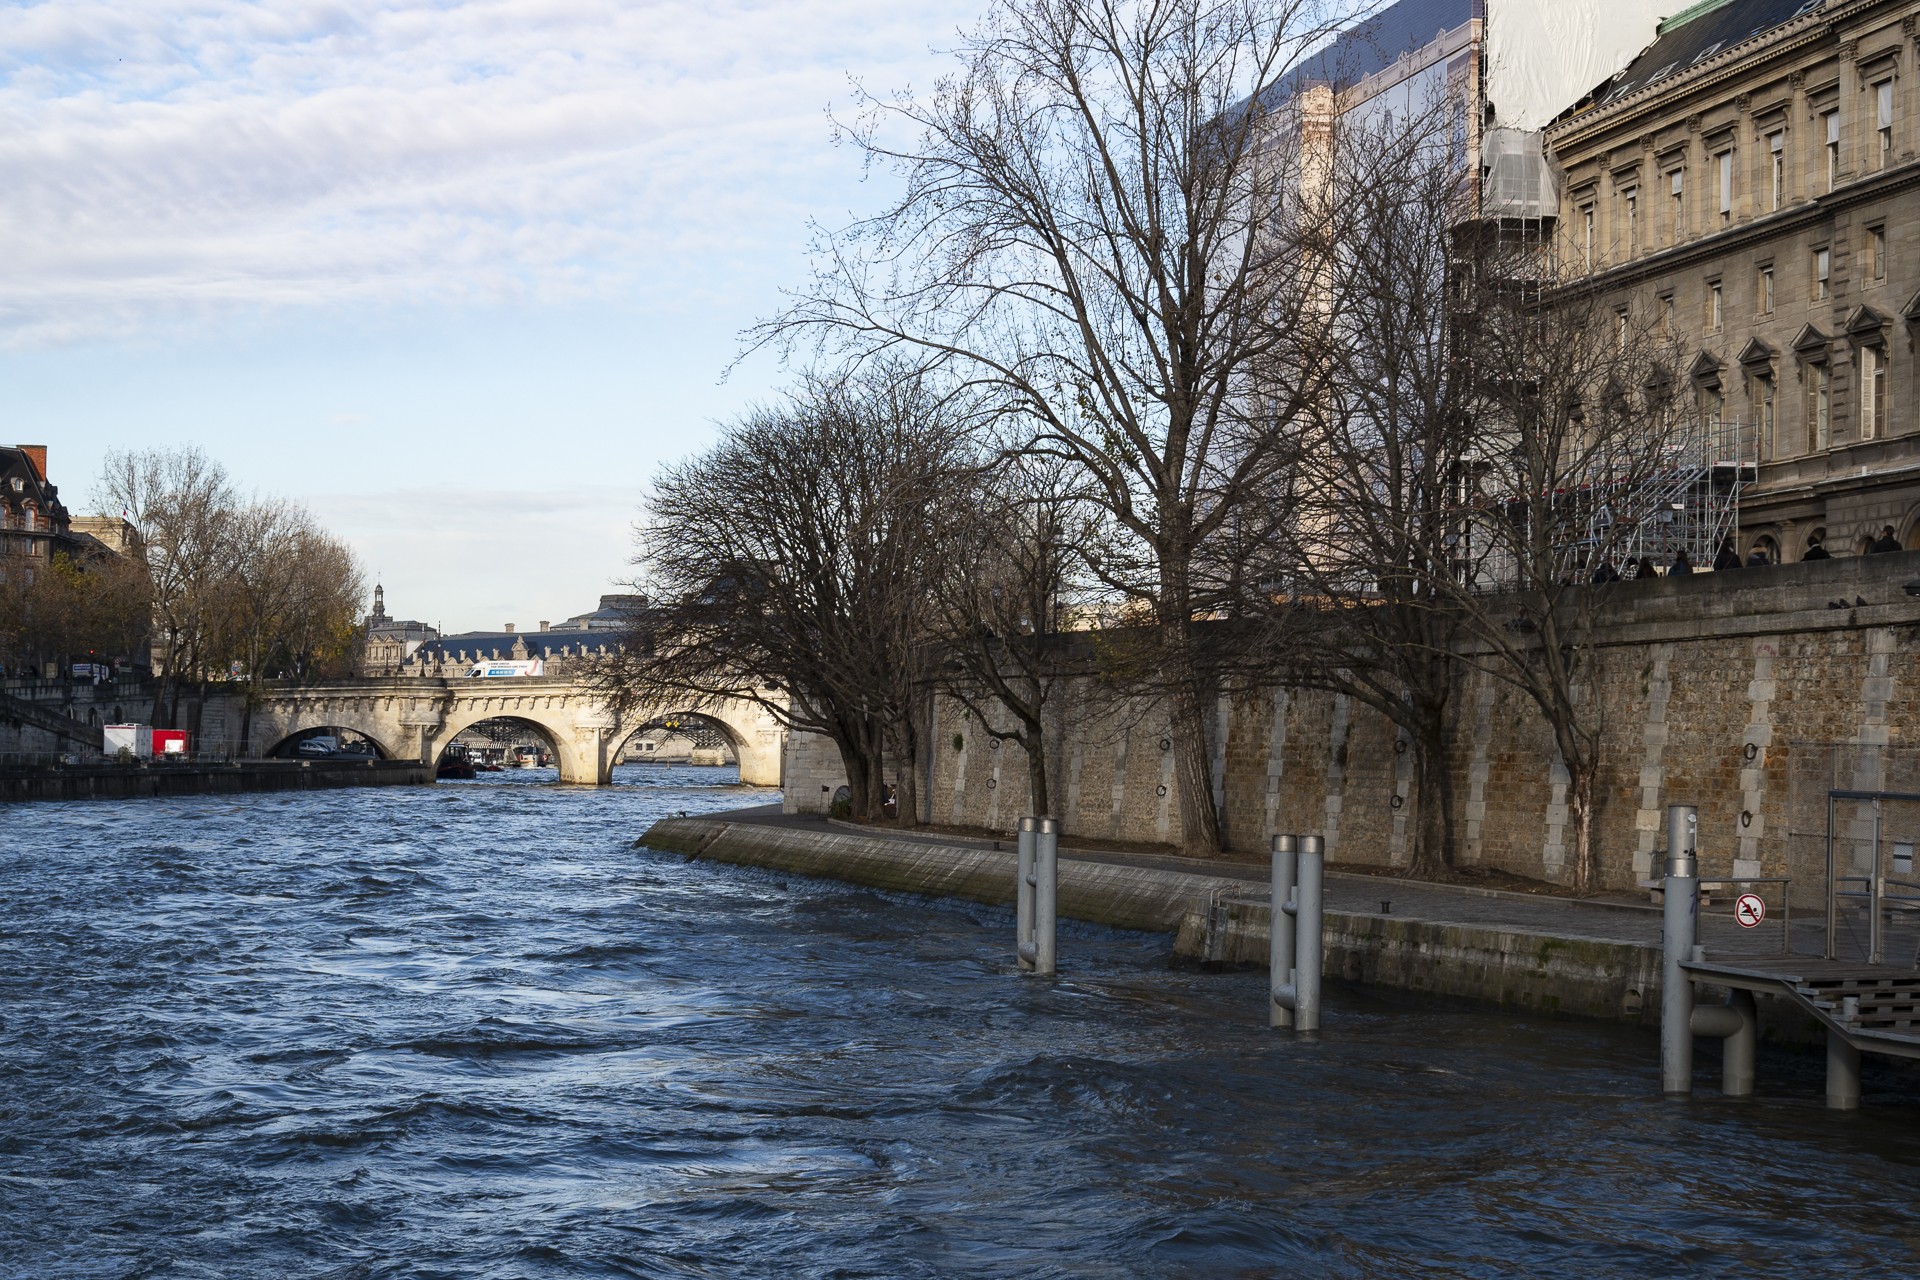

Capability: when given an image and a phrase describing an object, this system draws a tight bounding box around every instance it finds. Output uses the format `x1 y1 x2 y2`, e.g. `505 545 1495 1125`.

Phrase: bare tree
756 0 1347 853
95 447 235 727
210 499 365 750
928 452 1100 818
1272 94 1476 877
1424 234 1690 894
601 369 980 824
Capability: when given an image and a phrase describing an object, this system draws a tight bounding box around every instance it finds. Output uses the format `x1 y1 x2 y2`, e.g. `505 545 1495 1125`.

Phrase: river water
3 767 1918 1278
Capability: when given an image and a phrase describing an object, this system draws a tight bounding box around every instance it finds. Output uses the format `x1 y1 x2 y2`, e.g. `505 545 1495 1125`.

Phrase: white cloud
0 0 975 343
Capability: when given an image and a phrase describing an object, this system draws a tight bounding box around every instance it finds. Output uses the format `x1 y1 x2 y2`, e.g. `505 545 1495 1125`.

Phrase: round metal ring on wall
1743 742 1759 761
1394 739 1407 755
989 739 999 750
1390 794 1403 809
987 778 997 789
1741 809 1752 828
1159 738 1172 752
1156 784 1168 797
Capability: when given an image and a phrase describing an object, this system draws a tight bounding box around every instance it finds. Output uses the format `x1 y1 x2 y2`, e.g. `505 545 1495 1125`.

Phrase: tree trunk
1025 731 1051 819
833 731 875 821
1165 661 1223 855
1568 755 1596 896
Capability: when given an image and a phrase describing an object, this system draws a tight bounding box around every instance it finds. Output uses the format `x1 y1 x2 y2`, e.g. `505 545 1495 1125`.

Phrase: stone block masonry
785 550 1920 891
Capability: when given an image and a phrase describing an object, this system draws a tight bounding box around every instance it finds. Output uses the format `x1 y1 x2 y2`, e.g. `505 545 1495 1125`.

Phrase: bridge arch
611 701 780 787
612 710 742 769
263 724 398 759
431 702 600 785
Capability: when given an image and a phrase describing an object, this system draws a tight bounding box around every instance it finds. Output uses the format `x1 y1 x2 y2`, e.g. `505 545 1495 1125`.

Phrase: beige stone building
1549 0 1920 560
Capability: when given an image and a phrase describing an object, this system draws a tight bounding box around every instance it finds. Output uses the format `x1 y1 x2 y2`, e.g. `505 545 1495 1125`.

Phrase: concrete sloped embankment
638 816 1671 1027
639 816 1247 934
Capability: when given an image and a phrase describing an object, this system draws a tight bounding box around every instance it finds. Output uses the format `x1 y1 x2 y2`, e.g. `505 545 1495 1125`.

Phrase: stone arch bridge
237 677 783 786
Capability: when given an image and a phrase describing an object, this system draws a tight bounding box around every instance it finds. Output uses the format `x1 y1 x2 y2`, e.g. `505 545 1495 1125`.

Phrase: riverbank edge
0 758 431 803
638 815 1669 1028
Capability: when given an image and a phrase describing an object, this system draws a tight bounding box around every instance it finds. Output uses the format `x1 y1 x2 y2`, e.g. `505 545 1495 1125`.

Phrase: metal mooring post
1015 817 1038 972
1272 834 1326 1032
1033 817 1059 975
1270 835 1299 1029
1661 804 1700 1097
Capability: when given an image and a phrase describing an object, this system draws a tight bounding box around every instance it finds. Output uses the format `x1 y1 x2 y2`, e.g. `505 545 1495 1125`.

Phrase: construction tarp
1484 0 1673 129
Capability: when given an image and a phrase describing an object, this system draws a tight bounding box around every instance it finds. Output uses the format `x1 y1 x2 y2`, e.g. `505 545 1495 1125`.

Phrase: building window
1825 110 1841 190
1769 130 1786 209
1614 306 1629 352
1758 262 1774 314
1706 279 1723 332
1861 342 1888 440
1814 246 1831 301
1669 169 1685 240
1660 292 1676 335
1699 382 1725 427
1581 204 1595 270
1809 361 1831 449
1717 150 1734 221
1621 186 1639 255
1868 223 1887 281
1877 80 1895 168
1757 375 1777 460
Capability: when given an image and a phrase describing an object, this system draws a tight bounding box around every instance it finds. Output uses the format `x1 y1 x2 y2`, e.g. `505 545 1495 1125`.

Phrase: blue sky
0 0 978 631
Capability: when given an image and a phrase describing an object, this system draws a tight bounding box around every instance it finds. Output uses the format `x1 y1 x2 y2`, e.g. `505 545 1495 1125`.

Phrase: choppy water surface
4 766 1920 1278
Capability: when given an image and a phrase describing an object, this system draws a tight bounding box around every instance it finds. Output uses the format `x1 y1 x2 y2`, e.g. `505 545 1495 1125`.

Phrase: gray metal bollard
1661 804 1700 1097
1271 834 1326 1032
1270 835 1298 1029
1033 817 1059 976
1294 836 1325 1032
1016 817 1039 972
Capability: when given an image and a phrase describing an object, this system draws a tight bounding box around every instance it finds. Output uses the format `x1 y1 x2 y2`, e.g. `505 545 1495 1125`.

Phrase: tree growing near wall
603 369 980 824
927 453 1100 818
757 0 1345 854
1424 234 1690 894
96 447 235 726
0 547 151 678
1274 95 1477 878
96 448 365 739
209 499 365 749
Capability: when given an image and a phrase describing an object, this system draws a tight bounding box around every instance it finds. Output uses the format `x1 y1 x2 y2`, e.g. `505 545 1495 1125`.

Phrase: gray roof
1592 0 1816 109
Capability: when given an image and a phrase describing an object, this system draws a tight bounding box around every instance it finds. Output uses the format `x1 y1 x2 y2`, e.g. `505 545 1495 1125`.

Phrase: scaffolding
1610 415 1759 570
1456 414 1758 589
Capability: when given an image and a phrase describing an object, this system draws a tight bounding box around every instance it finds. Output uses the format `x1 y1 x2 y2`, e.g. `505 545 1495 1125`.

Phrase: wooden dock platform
1682 954 1920 1061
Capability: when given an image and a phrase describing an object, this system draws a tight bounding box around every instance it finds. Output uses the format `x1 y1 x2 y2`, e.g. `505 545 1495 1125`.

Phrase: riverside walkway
639 804 1830 1033
684 802 1780 954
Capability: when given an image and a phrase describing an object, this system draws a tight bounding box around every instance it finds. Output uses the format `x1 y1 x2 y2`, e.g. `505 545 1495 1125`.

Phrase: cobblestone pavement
700 805 1814 955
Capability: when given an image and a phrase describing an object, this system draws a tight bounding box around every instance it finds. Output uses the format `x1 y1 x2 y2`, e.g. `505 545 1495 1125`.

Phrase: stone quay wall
788 550 1920 892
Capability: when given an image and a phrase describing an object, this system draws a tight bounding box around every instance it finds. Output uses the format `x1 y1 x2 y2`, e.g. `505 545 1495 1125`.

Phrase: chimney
539 621 550 632
504 622 515 634
19 445 46 481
